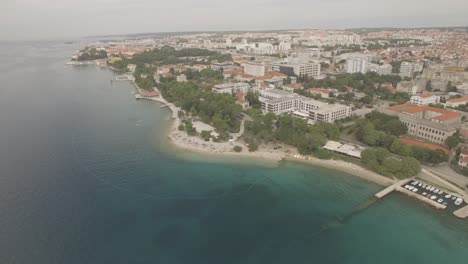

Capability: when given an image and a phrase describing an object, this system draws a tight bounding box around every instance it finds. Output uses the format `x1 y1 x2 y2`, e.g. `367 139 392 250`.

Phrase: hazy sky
2 0 468 40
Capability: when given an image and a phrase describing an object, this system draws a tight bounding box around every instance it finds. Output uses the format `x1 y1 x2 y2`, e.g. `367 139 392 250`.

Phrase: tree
446 132 462 149
233 146 242 152
200 130 211 141
425 80 433 92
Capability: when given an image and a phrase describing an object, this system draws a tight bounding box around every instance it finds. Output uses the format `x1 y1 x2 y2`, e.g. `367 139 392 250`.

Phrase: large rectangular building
212 83 251 94
243 62 267 77
273 63 321 78
259 89 351 123
381 103 462 145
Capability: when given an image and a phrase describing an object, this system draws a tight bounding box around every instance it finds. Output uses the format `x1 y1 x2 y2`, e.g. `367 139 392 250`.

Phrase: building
446 97 468 108
243 62 266 77
323 141 366 159
382 103 462 145
211 62 236 71
309 88 334 98
346 58 368 74
273 63 321 78
458 146 468 168
176 74 187 83
212 83 251 94
409 93 440 106
368 63 392 75
400 62 414 79
258 89 351 123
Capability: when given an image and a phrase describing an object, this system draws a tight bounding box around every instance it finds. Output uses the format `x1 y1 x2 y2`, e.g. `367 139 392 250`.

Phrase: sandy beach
144 93 397 187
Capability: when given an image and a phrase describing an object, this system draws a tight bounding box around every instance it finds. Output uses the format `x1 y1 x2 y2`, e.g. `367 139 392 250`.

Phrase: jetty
375 178 413 199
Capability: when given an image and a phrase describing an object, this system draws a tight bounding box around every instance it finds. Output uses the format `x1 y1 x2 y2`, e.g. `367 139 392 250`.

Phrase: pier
373 177 467 216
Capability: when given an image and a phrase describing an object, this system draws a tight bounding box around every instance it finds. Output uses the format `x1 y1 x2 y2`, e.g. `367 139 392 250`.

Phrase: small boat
430 196 437 200
418 183 422 187
412 188 418 192
422 192 427 196
437 199 444 203
437 190 443 195
455 198 463 206
452 196 457 201
422 184 427 188
433 188 439 193
404 185 410 189
429 187 435 191
445 194 452 199
408 186 415 191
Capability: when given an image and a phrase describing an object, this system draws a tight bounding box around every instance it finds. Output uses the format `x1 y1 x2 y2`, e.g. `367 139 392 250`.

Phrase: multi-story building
212 83 251 94
381 103 462 145
346 58 368 74
243 62 266 77
273 63 321 78
258 89 351 123
400 62 414 79
368 63 392 75
409 93 440 106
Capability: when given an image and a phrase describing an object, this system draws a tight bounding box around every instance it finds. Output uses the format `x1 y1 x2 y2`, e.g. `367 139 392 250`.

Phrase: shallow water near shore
0 41 467 264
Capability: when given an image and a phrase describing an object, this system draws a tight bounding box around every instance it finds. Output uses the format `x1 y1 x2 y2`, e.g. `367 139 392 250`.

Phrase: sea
0 41 467 264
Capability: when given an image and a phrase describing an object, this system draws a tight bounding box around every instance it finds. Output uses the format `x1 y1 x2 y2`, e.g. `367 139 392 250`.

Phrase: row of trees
75 48 107 61
131 46 231 66
159 79 242 140
361 148 421 178
354 111 448 164
244 110 340 154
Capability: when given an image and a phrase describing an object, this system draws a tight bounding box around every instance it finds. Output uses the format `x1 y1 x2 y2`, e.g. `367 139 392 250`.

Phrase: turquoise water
0 41 467 263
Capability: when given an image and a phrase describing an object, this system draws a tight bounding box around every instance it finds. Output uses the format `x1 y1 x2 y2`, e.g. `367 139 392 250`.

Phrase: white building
273 63 321 78
400 62 414 78
346 58 368 74
212 83 251 94
243 62 266 77
409 93 440 106
259 89 351 123
369 63 392 75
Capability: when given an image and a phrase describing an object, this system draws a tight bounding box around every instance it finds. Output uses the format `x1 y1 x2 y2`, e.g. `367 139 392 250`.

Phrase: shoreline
147 90 397 187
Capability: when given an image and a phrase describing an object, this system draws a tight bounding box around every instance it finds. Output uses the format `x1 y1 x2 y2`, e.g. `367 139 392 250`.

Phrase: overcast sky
2 0 468 40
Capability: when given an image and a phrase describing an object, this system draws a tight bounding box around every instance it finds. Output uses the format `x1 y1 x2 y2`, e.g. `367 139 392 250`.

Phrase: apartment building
212 83 251 94
409 93 440 106
381 103 462 145
243 62 267 77
400 62 414 79
346 58 368 74
273 63 321 78
259 89 351 123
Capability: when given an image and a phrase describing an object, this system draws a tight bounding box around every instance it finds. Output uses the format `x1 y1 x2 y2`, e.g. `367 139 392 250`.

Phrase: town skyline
2 0 468 40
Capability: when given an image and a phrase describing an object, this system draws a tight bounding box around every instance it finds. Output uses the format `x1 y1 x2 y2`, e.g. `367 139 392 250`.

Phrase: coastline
146 90 397 187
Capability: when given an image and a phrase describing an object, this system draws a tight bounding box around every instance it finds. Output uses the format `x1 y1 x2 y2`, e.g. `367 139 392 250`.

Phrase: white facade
346 58 368 74
409 94 440 106
259 89 351 123
212 83 251 94
400 62 414 78
243 63 266 77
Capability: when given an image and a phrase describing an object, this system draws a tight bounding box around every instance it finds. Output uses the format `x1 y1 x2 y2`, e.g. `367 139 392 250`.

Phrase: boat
418 183 422 187
408 186 415 191
445 194 452 199
430 196 437 200
437 199 444 203
455 198 463 206
433 188 439 193
422 192 427 196
412 188 418 192
429 187 435 191
437 190 443 195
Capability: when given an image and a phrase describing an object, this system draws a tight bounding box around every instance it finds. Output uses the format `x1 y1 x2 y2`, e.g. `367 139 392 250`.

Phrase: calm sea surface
0 41 467 264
